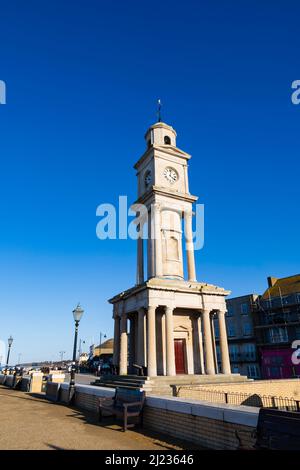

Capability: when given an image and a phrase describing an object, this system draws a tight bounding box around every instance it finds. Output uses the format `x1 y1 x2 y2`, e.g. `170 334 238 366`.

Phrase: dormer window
164 136 171 145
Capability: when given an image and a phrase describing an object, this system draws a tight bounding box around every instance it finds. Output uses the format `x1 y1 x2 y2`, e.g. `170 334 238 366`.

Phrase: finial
157 98 162 122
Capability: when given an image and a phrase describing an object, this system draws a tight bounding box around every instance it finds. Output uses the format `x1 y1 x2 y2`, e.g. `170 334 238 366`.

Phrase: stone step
92 373 251 395
95 375 151 383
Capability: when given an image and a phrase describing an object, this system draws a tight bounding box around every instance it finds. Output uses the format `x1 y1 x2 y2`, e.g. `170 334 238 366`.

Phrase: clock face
164 167 178 184
144 170 152 187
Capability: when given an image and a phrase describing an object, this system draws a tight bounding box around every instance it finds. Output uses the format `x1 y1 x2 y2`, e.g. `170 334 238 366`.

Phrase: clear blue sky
0 1 299 364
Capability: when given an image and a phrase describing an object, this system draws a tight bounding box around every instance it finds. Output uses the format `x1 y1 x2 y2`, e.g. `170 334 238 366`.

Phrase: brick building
214 294 261 378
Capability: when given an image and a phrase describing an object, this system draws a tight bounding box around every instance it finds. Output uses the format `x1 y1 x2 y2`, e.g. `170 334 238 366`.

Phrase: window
241 303 249 315
243 343 256 359
295 326 300 339
247 365 260 378
228 323 236 337
281 296 290 305
226 305 234 317
232 365 240 374
164 135 171 145
243 322 253 336
229 344 239 361
268 327 288 343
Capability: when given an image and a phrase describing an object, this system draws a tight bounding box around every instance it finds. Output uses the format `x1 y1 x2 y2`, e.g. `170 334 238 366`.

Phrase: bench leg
123 410 128 432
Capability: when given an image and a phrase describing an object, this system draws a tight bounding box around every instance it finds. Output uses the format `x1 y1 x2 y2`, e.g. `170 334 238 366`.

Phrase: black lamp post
6 335 13 369
99 332 107 355
69 304 84 403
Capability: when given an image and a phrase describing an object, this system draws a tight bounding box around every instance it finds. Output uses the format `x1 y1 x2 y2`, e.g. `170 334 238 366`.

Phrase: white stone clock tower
106 119 246 392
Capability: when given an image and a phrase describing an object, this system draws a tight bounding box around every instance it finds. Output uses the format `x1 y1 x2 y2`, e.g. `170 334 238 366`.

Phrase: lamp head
72 304 84 323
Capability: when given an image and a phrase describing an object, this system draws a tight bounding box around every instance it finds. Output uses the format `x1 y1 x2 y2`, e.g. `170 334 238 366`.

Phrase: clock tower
134 121 198 283
107 117 236 386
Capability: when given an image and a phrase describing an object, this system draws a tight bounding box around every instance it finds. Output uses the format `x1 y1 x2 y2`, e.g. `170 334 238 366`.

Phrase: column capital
148 303 158 310
152 202 161 213
165 305 175 313
216 309 226 316
201 308 212 315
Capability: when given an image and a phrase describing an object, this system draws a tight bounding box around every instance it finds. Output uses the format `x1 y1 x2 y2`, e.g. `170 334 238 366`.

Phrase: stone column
165 306 176 376
218 310 231 374
147 211 154 279
192 315 201 374
119 311 128 375
210 314 219 374
136 222 144 285
202 309 215 375
198 316 205 374
147 305 157 377
153 203 163 277
184 210 196 282
112 315 120 366
129 317 136 372
161 313 166 375
137 307 145 367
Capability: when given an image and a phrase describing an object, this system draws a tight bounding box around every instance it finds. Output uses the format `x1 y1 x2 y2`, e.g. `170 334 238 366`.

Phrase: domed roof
97 338 114 349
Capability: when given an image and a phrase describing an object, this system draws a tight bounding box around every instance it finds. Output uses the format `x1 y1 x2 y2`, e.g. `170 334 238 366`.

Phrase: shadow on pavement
65 406 198 450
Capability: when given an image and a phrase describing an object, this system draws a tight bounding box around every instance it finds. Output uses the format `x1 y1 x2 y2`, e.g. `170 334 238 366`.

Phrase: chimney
267 276 277 288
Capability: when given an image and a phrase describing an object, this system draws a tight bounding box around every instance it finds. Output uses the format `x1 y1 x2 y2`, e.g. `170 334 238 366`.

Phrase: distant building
253 275 300 379
78 352 88 365
93 338 114 363
215 294 261 379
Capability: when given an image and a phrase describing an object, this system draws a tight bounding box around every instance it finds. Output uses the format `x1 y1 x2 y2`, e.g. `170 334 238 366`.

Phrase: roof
95 338 114 350
144 121 177 137
262 274 300 299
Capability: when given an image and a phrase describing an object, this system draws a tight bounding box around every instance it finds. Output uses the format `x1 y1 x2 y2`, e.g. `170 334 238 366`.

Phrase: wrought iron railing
174 386 300 412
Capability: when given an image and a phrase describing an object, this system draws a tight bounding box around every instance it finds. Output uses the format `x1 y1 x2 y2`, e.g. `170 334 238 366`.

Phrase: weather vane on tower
157 98 162 122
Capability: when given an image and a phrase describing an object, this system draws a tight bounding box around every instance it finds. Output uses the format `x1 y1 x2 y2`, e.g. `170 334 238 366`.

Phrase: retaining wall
56 383 258 450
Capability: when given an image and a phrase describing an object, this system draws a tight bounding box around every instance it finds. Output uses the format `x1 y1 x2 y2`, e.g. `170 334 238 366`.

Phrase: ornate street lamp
69 304 84 403
6 335 13 369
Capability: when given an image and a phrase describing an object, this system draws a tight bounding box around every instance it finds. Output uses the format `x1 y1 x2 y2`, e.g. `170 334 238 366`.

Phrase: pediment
174 325 190 332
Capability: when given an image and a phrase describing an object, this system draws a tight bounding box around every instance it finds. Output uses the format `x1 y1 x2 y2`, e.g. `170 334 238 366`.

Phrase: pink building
261 348 300 379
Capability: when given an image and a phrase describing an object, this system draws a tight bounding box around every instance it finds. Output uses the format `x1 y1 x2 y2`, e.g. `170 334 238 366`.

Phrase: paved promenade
0 386 187 450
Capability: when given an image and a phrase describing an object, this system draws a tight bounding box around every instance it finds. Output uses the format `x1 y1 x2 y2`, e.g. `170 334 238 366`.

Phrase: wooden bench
98 387 145 431
254 408 300 450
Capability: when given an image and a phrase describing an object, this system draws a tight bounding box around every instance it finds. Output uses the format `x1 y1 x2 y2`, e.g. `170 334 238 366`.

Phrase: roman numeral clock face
164 167 178 184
